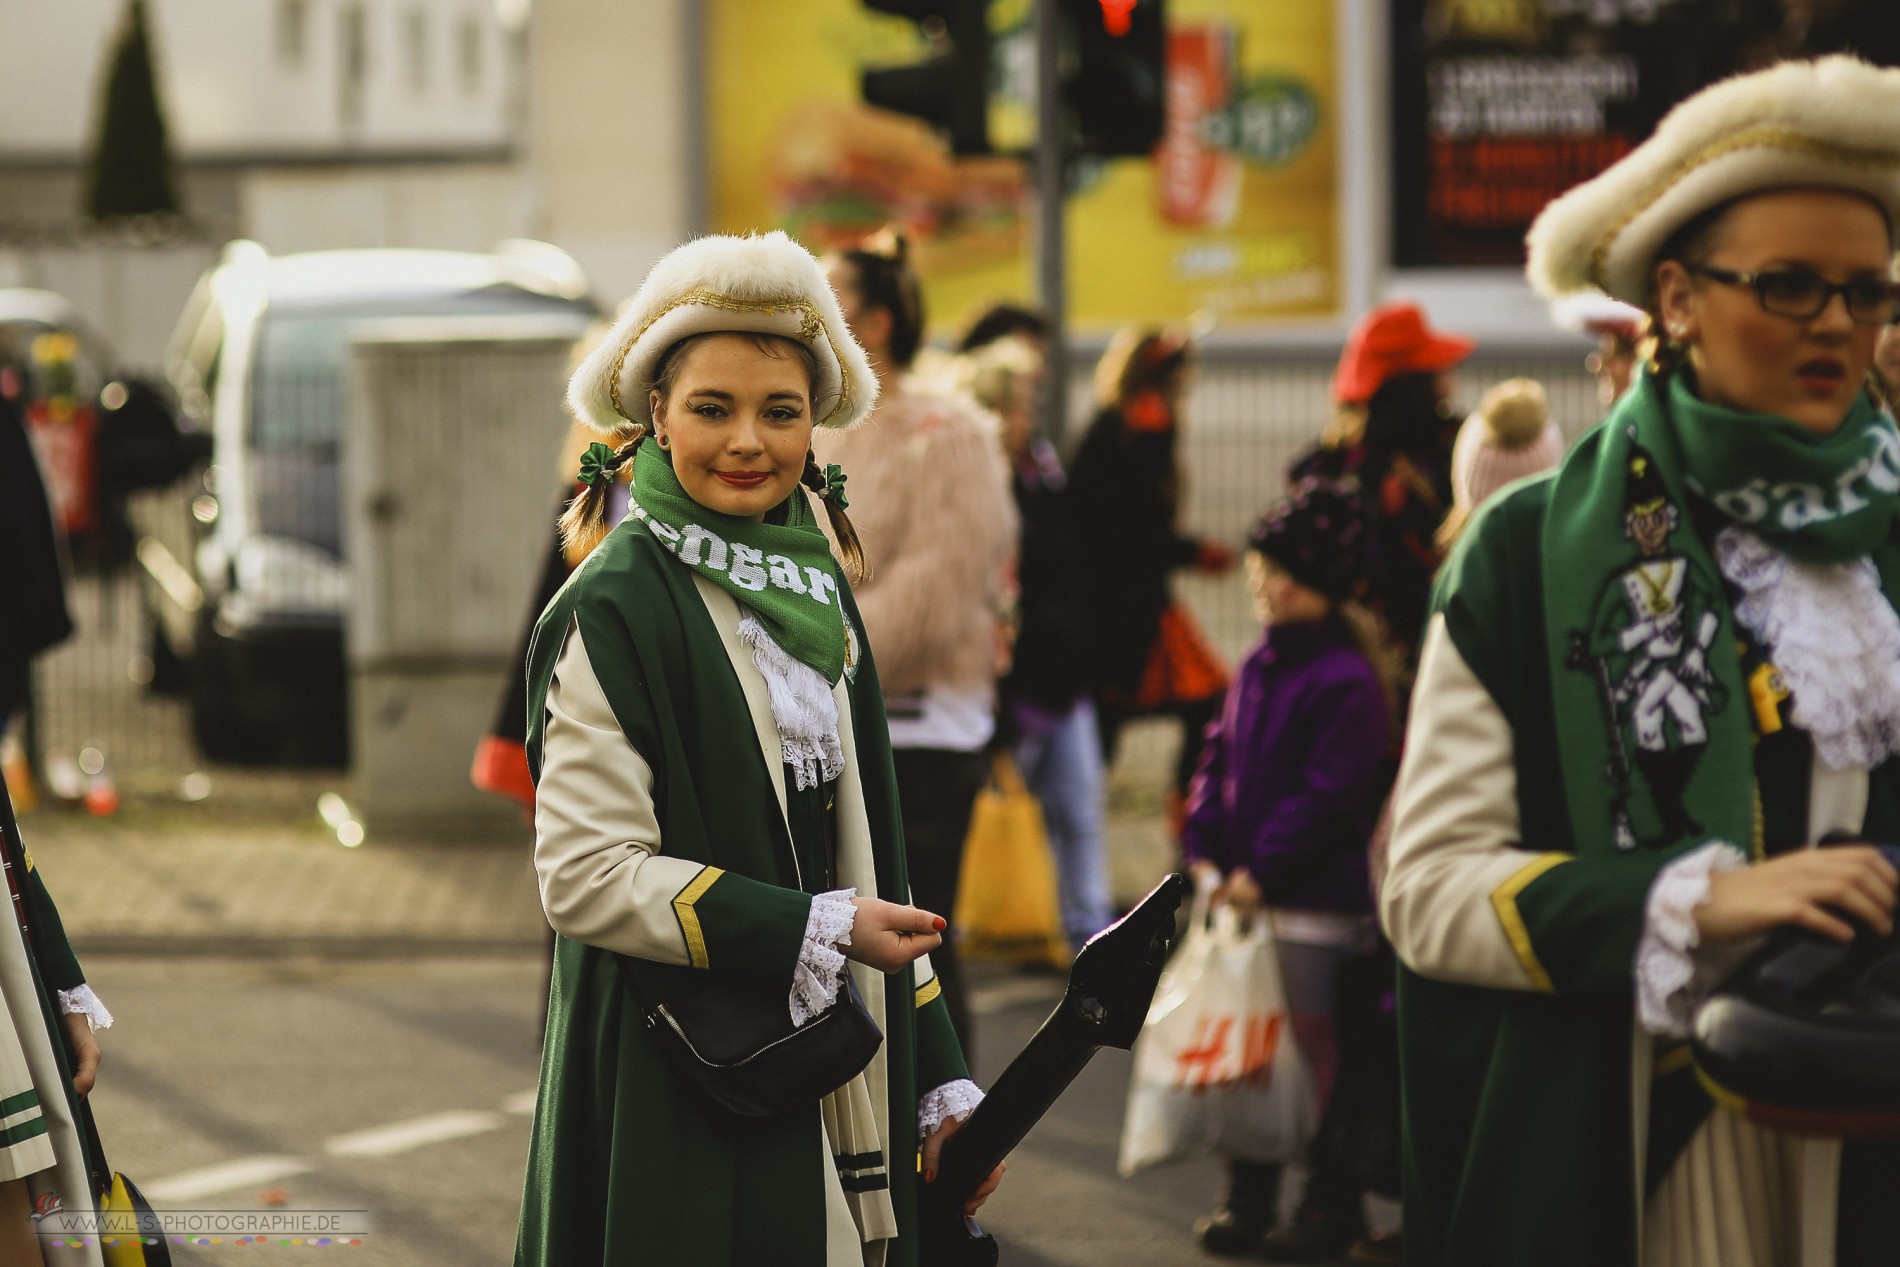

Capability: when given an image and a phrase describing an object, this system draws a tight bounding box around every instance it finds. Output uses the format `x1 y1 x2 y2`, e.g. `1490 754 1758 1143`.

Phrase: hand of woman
60 1013 100 1097
920 1112 1005 1215
847 897 946 973
1695 845 1898 944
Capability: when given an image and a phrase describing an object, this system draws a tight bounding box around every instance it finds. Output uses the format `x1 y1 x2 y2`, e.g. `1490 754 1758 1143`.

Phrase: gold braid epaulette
606 289 846 426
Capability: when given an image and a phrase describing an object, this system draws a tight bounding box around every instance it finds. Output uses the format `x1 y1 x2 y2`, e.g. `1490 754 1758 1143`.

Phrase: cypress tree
83 0 181 221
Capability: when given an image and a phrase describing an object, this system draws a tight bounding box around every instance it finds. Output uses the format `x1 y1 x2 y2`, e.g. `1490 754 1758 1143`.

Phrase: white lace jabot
737 609 845 791
1715 526 1900 770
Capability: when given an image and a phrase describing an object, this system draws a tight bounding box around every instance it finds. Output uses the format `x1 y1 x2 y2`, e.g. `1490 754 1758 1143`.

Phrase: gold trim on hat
607 289 847 426
1589 126 1900 292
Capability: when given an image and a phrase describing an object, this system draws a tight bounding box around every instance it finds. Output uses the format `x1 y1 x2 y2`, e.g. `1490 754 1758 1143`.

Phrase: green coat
1 780 105 1267
1391 454 1900 1266
513 513 969 1267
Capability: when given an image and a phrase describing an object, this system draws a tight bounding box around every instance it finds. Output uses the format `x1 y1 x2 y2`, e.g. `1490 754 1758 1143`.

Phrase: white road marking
500 1089 538 1116
323 1109 504 1158
144 1156 314 1202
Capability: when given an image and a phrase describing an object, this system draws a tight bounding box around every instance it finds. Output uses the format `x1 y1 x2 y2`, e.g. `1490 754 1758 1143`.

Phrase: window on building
276 0 307 67
405 7 430 92
458 14 482 95
339 3 367 131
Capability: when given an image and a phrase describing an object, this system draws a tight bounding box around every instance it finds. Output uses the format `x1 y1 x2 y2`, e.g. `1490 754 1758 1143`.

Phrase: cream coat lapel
692 575 790 831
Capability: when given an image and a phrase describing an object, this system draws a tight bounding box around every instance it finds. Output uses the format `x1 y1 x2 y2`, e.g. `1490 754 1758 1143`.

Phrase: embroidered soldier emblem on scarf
1566 435 1728 850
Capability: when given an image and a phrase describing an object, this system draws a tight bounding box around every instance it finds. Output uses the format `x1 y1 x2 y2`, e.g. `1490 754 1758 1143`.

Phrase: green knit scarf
1542 368 1900 856
627 441 847 684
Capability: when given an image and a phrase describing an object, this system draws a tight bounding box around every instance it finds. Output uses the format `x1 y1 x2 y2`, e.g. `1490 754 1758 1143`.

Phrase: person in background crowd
0 366 71 740
1066 328 1234 826
1183 477 1392 1261
1877 297 1900 401
813 233 1018 1056
1384 56 1900 1267
1554 291 1649 410
517 231 998 1266
957 302 1050 359
958 314 1115 954
1294 303 1473 674
1434 377 1567 552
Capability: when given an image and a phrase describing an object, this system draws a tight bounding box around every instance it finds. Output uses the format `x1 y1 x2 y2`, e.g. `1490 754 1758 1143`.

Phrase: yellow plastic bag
953 754 1070 969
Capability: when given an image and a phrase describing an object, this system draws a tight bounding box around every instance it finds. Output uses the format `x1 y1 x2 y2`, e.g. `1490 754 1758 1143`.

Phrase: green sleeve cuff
1510 852 1667 994
684 868 812 982
912 984 970 1091
25 865 84 992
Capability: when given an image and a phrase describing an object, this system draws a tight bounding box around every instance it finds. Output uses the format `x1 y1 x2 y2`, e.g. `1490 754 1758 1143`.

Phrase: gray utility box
344 317 588 836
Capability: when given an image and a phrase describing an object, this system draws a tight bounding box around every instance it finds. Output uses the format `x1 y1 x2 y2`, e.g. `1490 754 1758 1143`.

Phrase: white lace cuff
1636 842 1749 1038
918 1078 984 1136
56 984 113 1030
791 888 858 1027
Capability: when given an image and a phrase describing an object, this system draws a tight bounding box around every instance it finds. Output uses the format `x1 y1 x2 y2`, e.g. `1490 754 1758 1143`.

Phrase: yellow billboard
707 0 1340 333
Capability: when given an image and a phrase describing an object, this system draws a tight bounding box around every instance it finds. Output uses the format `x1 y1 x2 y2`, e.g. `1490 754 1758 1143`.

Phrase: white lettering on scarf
805 568 839 606
767 554 807 594
729 543 768 591
1708 427 1900 530
634 501 838 605
677 523 728 570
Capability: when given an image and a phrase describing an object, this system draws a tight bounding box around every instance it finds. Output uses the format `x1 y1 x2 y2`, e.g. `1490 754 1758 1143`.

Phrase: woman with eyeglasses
1381 57 1900 1267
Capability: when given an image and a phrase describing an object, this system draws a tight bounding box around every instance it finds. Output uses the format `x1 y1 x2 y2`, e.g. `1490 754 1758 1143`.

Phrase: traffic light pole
1033 0 1070 448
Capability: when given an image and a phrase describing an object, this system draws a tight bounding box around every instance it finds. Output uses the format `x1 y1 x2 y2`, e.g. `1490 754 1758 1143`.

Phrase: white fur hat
568 231 877 432
1527 56 1900 306
1550 291 1647 338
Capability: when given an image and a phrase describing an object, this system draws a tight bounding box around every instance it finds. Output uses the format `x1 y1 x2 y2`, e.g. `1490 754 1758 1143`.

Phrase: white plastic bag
1117 890 1319 1175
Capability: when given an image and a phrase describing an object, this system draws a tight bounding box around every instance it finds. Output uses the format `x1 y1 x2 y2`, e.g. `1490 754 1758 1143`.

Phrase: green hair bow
823 463 848 509
577 441 617 488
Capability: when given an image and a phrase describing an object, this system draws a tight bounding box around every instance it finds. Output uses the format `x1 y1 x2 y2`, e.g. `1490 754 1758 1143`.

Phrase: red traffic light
1098 0 1136 37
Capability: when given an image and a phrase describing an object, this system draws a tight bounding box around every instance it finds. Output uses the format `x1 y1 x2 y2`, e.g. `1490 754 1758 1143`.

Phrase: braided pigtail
802 449 865 582
559 423 647 558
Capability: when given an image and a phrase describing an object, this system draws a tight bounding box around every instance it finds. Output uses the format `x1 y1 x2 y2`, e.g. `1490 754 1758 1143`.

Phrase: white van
148 240 595 763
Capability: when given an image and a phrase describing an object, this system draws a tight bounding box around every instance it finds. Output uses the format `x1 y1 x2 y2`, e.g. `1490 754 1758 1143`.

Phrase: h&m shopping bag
1117 891 1318 1174
952 754 1069 969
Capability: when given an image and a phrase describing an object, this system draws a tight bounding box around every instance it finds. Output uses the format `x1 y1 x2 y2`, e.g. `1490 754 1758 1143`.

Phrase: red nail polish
924 1169 936 1183
933 916 946 932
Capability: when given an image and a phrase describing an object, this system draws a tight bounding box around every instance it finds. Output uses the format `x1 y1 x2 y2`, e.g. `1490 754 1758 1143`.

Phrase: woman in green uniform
513 231 999 1267
1383 56 1900 1267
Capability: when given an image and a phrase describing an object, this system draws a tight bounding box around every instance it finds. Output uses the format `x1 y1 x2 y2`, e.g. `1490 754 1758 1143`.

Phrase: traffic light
860 2 993 156
1060 0 1166 157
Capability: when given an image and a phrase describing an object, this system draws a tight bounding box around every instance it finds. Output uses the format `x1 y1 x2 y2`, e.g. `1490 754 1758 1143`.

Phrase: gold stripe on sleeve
915 977 942 1009
672 867 725 969
1488 853 1570 993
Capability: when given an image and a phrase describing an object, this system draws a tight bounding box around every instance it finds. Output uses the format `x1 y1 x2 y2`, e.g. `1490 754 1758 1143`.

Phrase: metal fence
28 349 1603 802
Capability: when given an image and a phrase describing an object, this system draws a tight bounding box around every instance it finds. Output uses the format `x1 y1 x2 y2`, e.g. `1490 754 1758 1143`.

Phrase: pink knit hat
1450 378 1565 512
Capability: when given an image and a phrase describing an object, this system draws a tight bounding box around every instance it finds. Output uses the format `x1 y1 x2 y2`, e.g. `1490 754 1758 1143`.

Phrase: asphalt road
73 954 1230 1266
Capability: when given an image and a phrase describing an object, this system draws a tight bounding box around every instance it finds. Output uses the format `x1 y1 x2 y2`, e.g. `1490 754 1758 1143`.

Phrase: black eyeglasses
1689 264 1900 325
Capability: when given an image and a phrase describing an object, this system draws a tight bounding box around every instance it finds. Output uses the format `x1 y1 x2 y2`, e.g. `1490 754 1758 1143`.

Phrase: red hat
1331 302 1475 405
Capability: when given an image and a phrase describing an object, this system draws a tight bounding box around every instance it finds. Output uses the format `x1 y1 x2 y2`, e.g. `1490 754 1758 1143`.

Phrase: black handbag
620 956 883 1120
1692 845 1900 1137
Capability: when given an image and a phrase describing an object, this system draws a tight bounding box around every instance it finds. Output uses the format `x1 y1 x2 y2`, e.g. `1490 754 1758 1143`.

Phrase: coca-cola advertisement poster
1391 0 1900 269
709 0 1343 328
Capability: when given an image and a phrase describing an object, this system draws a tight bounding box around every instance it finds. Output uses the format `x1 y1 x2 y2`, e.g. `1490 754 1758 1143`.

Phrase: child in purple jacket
1183 476 1393 1260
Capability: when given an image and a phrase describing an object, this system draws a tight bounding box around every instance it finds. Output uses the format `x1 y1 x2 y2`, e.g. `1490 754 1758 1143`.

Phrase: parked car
143 240 596 765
